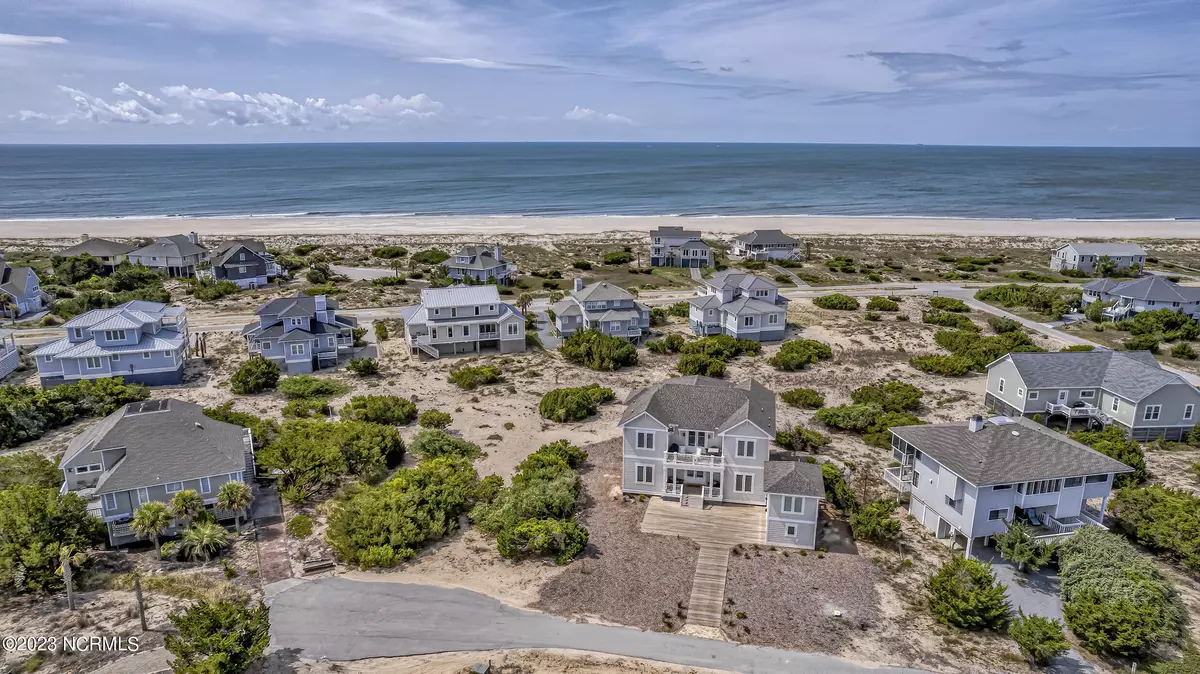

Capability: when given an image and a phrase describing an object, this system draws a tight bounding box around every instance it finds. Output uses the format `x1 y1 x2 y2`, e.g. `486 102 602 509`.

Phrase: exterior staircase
415 338 440 360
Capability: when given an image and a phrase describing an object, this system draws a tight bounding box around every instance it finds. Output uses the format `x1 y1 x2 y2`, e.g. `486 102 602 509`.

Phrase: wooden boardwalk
687 544 731 627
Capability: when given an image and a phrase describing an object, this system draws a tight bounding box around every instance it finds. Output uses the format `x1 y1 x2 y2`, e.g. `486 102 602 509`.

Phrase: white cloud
160 85 442 128
0 33 68 47
416 57 515 70
54 85 188 125
563 105 634 125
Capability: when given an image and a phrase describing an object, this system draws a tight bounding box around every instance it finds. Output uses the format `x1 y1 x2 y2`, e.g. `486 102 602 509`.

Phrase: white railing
883 466 912 493
703 486 722 499
664 483 682 495
665 452 723 467
1042 513 1086 536
1079 507 1108 529
1045 402 1100 418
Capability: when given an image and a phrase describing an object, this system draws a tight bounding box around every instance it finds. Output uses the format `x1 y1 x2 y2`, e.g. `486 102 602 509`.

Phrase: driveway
267 577 927 673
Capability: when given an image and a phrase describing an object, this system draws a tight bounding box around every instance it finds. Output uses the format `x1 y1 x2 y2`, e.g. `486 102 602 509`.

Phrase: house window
944 495 959 508
754 289 769 297
85 357 103 369
72 328 84 339
238 266 247 273
75 464 102 474
230 472 244 482
474 306 481 316
463 325 470 337
988 509 1007 521
261 341 271 349
1017 387 1025 398
451 308 457 318
1028 390 1041 401
103 493 118 511
43 355 53 362
328 337 335 347
165 482 183 493
734 474 753 493
785 524 797 537
912 469 921 485
432 328 438 339
998 378 1005 393
290 343 305 355
736 440 755 458
143 352 152 359
111 354 120 362
104 329 127 341
1111 398 1120 413
1085 474 1108 484
635 465 654 484
199 477 211 494
992 484 1013 491
507 323 519 336
781 496 803 514
914 449 924 462
1143 405 1162 421
768 314 779 324
447 327 454 338
239 253 245 260
1064 477 1083 488
1080 390 1095 399
635 432 654 449
742 316 754 327
1185 404 1195 421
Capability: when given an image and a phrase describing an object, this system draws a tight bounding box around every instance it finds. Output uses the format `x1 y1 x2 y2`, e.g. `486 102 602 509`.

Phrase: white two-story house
885 415 1132 557
619 376 825 549
986 350 1200 442
60 399 254 546
650 226 712 268
32 301 189 387
445 245 516 285
400 285 525 360
552 279 651 342
1081 275 1200 321
688 270 788 341
1050 243 1145 274
731 230 801 260
242 294 357 374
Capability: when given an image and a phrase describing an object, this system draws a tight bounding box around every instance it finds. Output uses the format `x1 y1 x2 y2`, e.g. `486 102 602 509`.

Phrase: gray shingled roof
1000 350 1184 401
255 293 340 317
1103 276 1200 303
688 295 722 310
0 263 37 299
704 270 776 292
65 399 248 495
722 296 780 316
212 240 267 267
573 281 635 303
890 416 1132 486
1083 278 1122 293
734 230 799 246
1060 243 1146 256
651 226 701 239
763 459 825 497
58 238 136 258
129 234 208 259
620 376 775 436
447 245 505 271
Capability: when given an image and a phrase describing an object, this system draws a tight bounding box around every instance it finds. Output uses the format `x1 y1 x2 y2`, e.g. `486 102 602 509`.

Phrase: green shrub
1061 344 1095 352
769 339 833 371
230 357 280 394
0 452 62 490
496 517 589 565
666 302 689 318
347 358 379 376
340 395 417 425
862 411 923 449
1070 426 1147 486
418 409 453 429
1145 648 1200 674
258 419 404 491
909 355 973 376
849 499 900 542
0 485 106 593
775 424 830 452
850 380 923 412
572 260 592 270
821 463 856 511
866 296 899 312
448 364 503 390
865 311 881 321
538 384 616 422
813 293 859 310
1109 485 1200 571
278 374 349 400
678 334 761 360
922 310 978 330
559 330 638 371
646 333 686 354
282 398 329 418
993 520 1055 572
192 279 241 301
677 353 726 377
974 284 1079 320
815 403 882 432
1008 612 1069 666
0 378 150 450
286 514 313 538
987 316 1023 334
410 429 482 460
933 329 1043 370
1171 342 1197 360
203 403 278 450
293 244 321 256
165 599 270 674
926 556 1011 631
372 246 408 259
374 322 389 341
1125 334 1160 353
603 251 632 265
411 249 450 265
780 387 825 409
929 296 969 312
372 276 407 287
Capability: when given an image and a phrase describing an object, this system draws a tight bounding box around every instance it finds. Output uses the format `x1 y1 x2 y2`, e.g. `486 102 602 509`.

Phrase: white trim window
988 508 1008 521
137 488 150 506
199 476 211 494
1080 390 1096 399
736 440 755 458
781 495 803 514
103 493 118 512
1027 391 1039 401
228 472 243 482
111 354 120 362
635 465 654 484
507 323 519 336
103 329 127 341
768 313 779 324
742 316 754 327
75 463 102 474
785 523 797 537
85 356 103 369
143 352 153 359
289 343 305 356
1111 398 1120 413
165 481 184 494
1143 405 1162 421
734 473 754 493
998 378 1005 393
1185 404 1195 421
1017 387 1025 398
635 431 655 450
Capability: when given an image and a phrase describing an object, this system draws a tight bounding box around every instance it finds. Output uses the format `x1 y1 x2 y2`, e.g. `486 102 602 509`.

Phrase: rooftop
1060 242 1147 256
763 459 824 497
997 350 1187 401
734 229 799 246
58 238 137 258
1096 275 1200 304
621 376 775 436
419 284 502 309
573 281 636 303
129 234 208 259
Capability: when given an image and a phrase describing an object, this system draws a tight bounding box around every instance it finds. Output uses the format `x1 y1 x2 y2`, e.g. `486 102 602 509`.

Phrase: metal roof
573 281 635 303
733 230 799 246
419 284 502 309
1058 243 1146 256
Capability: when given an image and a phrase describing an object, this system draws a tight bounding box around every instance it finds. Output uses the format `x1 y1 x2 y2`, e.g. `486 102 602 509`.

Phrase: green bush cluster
1124 334 1160 353
986 315 1023 334
448 364 503 389
372 246 408 259
539 384 615 422
813 293 859 310
340 395 417 425
372 275 407 287
258 419 405 493
928 296 970 312
673 335 761 377
203 402 278 449
677 353 726 377
666 302 690 318
0 377 149 450
922 310 978 331
932 329 1044 370
780 387 825 409
472 440 588 564
1110 485 1200 571
51 262 171 319
411 249 450 265
1061 344 1095 352
572 260 592 270
775 424 830 452
769 338 832 371
165 598 270 674
926 556 1012 631
417 409 453 429
1122 308 1199 342
866 296 899 312
0 452 61 490
908 354 973 377
278 374 349 400
293 244 321 256
849 380 923 412
1173 342 1198 359
1008 612 1070 666
192 278 241 301
646 333 686 354
1070 426 1147 486
0 485 106 593
1057 528 1184 657
410 429 482 460
286 514 313 538
822 463 856 511
230 356 280 394
347 358 379 376
559 329 638 371
974 284 1080 320
815 393 923 449
849 499 901 542
603 251 632 265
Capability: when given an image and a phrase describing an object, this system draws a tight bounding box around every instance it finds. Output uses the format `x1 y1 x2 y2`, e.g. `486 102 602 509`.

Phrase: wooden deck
640 497 766 546
688 544 731 627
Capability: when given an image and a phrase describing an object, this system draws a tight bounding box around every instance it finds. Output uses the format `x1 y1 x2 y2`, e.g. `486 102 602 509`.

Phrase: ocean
0 143 1197 222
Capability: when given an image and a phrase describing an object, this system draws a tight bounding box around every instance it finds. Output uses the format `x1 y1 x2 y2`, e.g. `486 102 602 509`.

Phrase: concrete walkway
267 577 927 673
688 544 731 628
768 264 808 287
690 266 702 282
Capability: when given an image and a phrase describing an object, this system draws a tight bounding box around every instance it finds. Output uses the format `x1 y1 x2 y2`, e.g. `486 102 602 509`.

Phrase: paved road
331 264 400 281
268 577 927 674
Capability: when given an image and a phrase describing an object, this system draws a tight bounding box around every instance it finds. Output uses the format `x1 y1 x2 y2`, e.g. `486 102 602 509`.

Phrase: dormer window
103 329 127 341
72 328 84 339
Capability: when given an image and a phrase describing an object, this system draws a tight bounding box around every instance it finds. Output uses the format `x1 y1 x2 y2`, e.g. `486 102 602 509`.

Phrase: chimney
573 278 584 293
494 245 502 263
187 231 199 244
967 415 985 432
81 233 90 242
314 294 327 312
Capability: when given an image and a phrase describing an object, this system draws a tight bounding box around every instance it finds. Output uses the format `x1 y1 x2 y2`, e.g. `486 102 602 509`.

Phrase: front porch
662 461 724 507
640 496 766 546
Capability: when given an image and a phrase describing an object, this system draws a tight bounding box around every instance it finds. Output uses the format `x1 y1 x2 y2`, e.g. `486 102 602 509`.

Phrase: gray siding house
205 240 285 289
32 301 189 386
650 226 711 268
242 294 357 374
985 350 1200 441
551 279 650 341
731 230 800 260
60 399 254 546
1050 243 1146 274
400 285 525 360
445 245 516 284
57 235 136 271
688 270 787 341
1081 275 1200 321
0 255 45 318
0 330 18 381
619 376 824 549
127 233 209 278
885 415 1131 556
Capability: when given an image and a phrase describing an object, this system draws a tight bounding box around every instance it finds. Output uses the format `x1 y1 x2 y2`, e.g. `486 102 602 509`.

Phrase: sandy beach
2 214 1198 240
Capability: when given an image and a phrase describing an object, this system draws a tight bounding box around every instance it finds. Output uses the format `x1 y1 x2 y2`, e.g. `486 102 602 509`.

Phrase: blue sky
2 0 1197 145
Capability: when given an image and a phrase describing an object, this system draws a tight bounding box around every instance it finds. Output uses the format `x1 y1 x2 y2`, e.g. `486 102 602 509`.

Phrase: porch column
1098 495 1109 523
964 536 974 558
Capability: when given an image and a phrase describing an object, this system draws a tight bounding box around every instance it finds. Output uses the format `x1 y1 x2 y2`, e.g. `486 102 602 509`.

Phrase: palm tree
181 522 230 563
56 545 87 610
131 502 173 559
216 481 253 533
516 293 534 314
169 490 205 529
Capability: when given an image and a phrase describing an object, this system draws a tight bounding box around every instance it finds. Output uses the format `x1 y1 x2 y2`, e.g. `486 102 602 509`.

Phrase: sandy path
5 214 1198 239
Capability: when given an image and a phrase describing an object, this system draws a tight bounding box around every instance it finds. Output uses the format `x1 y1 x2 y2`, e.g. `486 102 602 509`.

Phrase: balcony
1036 509 1107 539
1045 402 1103 419
883 466 912 493
663 483 722 500
665 452 724 467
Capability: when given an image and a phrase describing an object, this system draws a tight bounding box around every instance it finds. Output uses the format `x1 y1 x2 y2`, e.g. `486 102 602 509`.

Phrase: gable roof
64 399 248 494
212 241 268 267
573 281 635 303
1083 278 1122 293
704 270 776 293
58 238 136 259
0 263 37 299
763 459 824 497
621 376 775 436
734 229 799 246
890 415 1132 486
448 245 505 270
57 301 171 330
255 293 339 317
650 226 701 239
419 284 502 309
997 350 1185 401
129 234 208 260
1059 243 1146 257
1101 276 1200 304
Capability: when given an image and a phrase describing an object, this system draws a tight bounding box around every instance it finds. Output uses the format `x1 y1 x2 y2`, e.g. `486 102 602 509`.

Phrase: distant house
57 235 136 271
0 254 45 318
1081 275 1200 321
688 270 788 341
60 399 254 546
649 226 711 268
32 301 189 387
985 350 1200 441
205 240 286 289
1050 243 1146 274
731 230 800 260
619 376 825 549
885 415 1131 556
242 294 357 374
0 330 18 381
552 279 650 341
400 285 525 360
445 245 516 284
127 233 210 277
